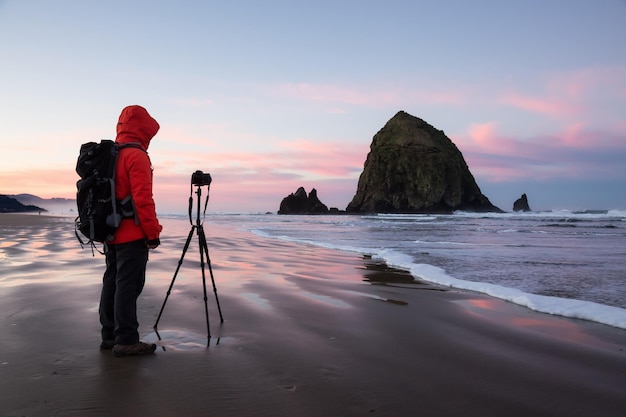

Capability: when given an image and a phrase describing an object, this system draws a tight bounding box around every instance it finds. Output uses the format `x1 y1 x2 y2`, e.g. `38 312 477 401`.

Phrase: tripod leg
197 226 212 341
198 225 224 323
154 226 196 330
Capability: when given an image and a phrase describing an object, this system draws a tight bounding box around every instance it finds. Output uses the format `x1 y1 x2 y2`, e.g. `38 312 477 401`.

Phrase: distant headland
0 195 46 213
0 194 75 214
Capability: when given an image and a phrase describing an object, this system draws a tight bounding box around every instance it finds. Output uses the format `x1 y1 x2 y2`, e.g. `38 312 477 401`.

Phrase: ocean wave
250 227 626 330
372 249 626 330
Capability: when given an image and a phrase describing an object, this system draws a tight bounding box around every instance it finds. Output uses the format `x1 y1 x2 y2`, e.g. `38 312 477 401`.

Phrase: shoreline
238 212 626 330
3 211 626 329
1 214 625 416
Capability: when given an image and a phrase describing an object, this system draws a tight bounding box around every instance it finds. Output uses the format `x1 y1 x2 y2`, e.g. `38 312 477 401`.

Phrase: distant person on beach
99 105 162 357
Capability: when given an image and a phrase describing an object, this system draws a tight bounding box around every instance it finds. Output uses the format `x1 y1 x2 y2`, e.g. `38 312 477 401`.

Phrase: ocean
183 210 626 330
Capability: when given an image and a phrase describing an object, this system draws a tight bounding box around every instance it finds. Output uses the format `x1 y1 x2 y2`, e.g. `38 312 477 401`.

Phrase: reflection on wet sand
2 214 625 417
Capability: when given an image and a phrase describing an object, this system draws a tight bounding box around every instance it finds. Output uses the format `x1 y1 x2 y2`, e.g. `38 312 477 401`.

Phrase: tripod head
188 170 212 226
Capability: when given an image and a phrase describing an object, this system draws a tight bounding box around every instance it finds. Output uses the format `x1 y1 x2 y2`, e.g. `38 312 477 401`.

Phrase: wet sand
1 213 625 417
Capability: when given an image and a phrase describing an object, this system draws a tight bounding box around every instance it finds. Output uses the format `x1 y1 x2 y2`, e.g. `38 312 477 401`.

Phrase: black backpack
75 140 143 253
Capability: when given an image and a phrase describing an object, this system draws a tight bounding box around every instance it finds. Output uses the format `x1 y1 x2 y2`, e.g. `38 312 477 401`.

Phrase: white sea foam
236 211 626 330
371 249 626 330
247 218 626 330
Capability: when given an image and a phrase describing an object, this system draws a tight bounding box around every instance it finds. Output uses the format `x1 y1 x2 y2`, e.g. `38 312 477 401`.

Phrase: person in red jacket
99 105 163 357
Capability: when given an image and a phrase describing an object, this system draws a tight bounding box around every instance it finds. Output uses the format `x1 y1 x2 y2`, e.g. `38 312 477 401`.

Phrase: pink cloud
555 66 626 98
270 66 625 115
500 92 578 118
0 135 368 213
152 137 369 181
276 83 389 106
500 65 626 120
467 122 504 150
271 82 466 107
454 121 626 183
98 139 369 212
150 162 360 213
0 168 77 199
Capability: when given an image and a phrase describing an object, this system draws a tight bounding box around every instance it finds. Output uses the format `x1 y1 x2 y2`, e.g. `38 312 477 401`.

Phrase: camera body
191 170 212 186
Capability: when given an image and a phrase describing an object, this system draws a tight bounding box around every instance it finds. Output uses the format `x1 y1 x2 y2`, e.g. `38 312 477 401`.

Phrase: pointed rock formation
346 111 502 214
513 193 531 212
278 187 329 214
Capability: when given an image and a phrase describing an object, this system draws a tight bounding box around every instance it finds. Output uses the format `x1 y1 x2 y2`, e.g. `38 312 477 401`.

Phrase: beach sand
1 213 625 417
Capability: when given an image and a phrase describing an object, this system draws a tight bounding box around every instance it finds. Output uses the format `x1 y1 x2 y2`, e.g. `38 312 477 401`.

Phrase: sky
1 0 625 214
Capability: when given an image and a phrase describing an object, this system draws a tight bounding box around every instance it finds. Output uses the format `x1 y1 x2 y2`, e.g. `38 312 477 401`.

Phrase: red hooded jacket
109 105 163 244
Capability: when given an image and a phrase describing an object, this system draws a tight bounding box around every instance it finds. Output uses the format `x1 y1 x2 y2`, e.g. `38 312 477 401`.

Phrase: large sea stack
346 111 502 214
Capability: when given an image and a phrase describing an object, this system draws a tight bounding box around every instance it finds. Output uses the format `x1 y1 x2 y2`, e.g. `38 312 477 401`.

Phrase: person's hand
147 238 160 249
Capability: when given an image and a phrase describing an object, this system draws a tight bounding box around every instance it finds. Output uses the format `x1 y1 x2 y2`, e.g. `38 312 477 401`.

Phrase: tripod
154 183 224 344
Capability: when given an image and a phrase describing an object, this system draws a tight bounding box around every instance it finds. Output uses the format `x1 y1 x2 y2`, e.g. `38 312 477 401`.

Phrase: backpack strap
115 142 147 225
74 217 105 256
117 142 146 152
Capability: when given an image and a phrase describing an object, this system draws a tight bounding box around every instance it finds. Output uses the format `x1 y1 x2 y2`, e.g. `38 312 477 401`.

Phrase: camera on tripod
191 170 212 186
154 168 223 343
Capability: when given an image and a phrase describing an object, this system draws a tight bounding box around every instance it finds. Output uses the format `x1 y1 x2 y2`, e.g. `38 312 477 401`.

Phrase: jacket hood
116 105 160 149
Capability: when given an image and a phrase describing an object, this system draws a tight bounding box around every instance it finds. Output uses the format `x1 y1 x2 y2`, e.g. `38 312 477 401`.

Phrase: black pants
99 239 148 345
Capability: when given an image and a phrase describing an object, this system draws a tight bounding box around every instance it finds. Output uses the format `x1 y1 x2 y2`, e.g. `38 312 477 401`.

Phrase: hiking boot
100 340 115 350
113 341 157 357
